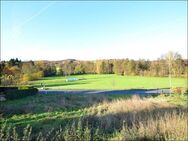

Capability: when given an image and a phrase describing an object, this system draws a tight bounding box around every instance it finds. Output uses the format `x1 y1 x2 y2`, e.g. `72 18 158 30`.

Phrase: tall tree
163 51 183 93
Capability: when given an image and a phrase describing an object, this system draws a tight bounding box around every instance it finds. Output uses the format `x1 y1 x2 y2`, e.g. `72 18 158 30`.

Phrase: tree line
0 52 187 86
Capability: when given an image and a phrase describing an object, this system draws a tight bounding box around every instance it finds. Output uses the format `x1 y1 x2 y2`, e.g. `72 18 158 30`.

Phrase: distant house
66 78 79 82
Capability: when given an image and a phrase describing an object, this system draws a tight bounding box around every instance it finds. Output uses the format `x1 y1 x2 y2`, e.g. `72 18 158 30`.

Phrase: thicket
0 86 38 100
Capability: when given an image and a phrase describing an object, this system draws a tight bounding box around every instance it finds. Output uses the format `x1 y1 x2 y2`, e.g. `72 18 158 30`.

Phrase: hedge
0 87 18 93
1 86 38 100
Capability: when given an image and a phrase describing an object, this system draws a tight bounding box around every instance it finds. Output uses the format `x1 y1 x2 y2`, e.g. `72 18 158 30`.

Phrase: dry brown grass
116 111 188 141
84 95 188 141
88 95 172 115
1 94 187 141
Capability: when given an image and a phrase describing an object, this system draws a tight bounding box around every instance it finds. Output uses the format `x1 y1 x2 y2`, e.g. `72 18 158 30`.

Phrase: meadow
30 74 187 90
1 1 187 140
1 74 187 140
0 93 187 141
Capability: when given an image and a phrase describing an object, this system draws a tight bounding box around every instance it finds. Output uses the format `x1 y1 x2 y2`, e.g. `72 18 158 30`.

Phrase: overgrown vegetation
0 94 187 141
1 87 38 100
0 86 38 100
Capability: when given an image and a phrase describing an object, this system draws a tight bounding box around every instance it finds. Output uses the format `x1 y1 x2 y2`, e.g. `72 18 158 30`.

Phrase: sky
1 1 187 61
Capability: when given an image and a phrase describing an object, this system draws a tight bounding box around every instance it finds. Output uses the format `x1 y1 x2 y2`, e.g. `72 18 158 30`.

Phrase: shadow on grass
38 89 170 96
0 94 111 117
2 105 187 140
45 81 89 88
1 89 171 118
32 80 89 88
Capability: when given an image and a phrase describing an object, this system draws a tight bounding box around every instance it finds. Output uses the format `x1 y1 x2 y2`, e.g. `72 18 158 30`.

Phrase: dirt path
38 89 170 95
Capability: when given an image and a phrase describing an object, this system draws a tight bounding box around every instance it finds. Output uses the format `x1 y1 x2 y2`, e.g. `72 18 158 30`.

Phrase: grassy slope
30 74 187 90
0 94 187 140
0 94 132 117
0 94 131 138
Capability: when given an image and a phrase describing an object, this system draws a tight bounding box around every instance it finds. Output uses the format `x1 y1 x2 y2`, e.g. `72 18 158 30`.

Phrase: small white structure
66 78 79 82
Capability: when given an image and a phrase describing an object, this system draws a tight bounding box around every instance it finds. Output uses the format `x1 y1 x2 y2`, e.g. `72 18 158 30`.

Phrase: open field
30 74 187 90
0 93 187 140
1 1 187 140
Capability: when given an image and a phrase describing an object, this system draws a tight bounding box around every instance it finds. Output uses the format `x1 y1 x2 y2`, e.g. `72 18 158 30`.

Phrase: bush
0 75 16 86
0 87 18 93
18 86 34 90
171 87 188 94
4 87 38 100
31 71 44 80
21 71 43 83
22 74 32 82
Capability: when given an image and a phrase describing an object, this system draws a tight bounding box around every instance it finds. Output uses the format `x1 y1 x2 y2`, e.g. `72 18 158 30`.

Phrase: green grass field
30 74 187 90
1 74 187 140
0 94 187 140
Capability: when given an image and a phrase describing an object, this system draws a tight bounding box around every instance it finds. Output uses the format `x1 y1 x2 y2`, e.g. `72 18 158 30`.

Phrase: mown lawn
30 74 187 90
0 93 187 141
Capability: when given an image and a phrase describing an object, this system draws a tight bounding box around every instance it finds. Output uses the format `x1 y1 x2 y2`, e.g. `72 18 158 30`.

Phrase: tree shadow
38 88 170 95
0 93 109 117
32 80 89 88
45 81 89 88
4 105 187 140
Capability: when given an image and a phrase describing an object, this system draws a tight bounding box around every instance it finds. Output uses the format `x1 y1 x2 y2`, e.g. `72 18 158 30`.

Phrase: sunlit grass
30 74 187 90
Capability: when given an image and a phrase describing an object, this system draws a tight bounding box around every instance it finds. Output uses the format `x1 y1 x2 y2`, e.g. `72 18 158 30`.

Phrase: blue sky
1 1 187 61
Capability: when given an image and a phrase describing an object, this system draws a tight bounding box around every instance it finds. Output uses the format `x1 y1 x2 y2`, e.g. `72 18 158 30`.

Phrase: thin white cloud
8 2 55 41
18 2 56 28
